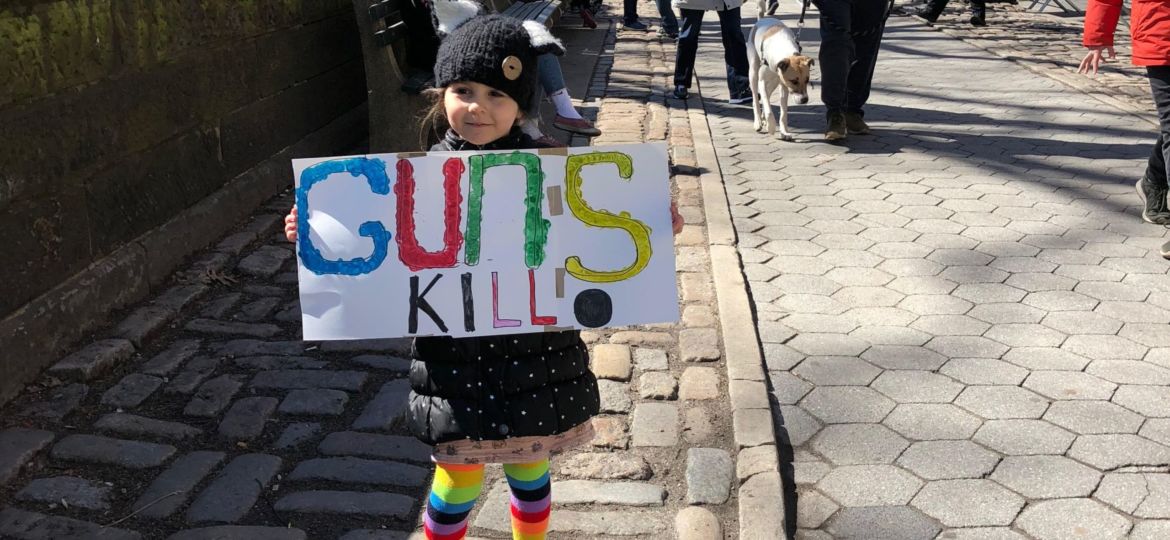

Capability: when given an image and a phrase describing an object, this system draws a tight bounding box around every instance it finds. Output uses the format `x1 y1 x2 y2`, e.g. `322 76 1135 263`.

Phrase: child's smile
445 81 521 146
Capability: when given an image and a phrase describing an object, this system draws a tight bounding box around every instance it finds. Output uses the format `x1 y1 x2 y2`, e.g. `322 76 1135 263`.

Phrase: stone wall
0 0 370 401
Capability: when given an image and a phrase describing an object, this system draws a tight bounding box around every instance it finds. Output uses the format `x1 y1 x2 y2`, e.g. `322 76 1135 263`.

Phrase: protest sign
292 142 679 340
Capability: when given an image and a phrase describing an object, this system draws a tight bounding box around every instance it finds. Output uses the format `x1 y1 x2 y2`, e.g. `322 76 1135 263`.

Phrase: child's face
444 81 521 146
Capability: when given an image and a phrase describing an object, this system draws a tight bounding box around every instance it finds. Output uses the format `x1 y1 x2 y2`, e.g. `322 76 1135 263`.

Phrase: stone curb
688 78 785 538
909 15 1160 129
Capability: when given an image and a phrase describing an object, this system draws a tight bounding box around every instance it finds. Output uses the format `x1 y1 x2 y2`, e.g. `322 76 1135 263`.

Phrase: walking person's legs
910 0 949 23
425 462 486 539
655 0 679 37
969 0 987 26
716 7 752 102
813 0 853 139
624 0 647 29
672 8 706 98
842 0 889 133
1138 66 1170 225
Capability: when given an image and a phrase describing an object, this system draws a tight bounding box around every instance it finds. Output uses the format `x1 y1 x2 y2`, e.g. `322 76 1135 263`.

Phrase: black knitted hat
432 2 565 111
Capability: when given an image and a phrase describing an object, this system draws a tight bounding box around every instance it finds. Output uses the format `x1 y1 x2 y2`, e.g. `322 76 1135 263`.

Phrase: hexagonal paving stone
1041 311 1123 335
1023 371 1117 401
1002 347 1092 371
770 372 814 404
871 371 964 403
849 325 933 346
1112 385 1170 417
1061 335 1148 360
1004 272 1076 292
1086 360 1170 385
823 505 941 540
1043 400 1145 435
777 405 823 447
940 266 1010 284
796 488 839 529
1130 521 1170 540
800 387 895 424
1017 499 1131 540
925 336 1009 359
1024 290 1100 311
824 268 895 287
896 440 999 480
877 258 943 276
783 314 860 334
772 274 840 295
955 386 1050 419
968 303 1046 324
1120 323 1170 347
888 277 959 296
953 284 1026 304
884 404 983 440
1068 434 1170 470
844 307 919 327
973 420 1074 455
983 324 1066 347
1140 418 1170 446
990 456 1102 499
1094 473 1170 518
931 528 1027 540
816 465 923 507
928 249 993 267
810 424 909 465
792 357 881 386
786 333 870 357
910 315 989 336
832 287 905 308
861 345 947 370
897 294 973 316
911 480 1024 527
940 358 1027 385
1076 281 1151 302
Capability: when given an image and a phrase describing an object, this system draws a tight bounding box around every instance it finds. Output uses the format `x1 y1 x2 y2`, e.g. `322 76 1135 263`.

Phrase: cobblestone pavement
0 2 773 539
691 9 1170 540
895 0 1156 120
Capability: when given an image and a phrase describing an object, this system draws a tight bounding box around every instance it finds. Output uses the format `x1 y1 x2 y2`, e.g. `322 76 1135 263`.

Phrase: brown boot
845 112 871 135
825 112 847 141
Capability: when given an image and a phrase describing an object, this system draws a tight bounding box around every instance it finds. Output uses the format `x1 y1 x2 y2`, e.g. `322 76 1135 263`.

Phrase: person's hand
671 200 683 236
284 205 298 242
1078 46 1115 75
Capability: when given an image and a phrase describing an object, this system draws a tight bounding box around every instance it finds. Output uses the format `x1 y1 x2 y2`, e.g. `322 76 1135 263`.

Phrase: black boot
969 0 987 25
909 1 942 23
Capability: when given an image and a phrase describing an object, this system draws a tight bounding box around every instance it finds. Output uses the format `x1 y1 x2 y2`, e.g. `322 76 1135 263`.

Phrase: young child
286 12 683 540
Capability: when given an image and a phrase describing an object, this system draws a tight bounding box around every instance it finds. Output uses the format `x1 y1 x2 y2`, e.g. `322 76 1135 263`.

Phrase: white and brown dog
747 17 814 141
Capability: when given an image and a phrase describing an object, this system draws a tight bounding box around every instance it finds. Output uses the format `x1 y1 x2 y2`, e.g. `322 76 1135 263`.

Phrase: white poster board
292 142 679 340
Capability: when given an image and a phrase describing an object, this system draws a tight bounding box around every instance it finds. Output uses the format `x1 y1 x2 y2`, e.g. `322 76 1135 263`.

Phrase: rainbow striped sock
425 462 485 540
503 460 552 540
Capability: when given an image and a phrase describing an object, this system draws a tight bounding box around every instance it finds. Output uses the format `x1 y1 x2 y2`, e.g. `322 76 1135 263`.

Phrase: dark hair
418 87 449 150
416 84 525 149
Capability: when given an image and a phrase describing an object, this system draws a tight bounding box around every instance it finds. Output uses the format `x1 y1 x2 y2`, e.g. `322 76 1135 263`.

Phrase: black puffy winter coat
405 129 601 446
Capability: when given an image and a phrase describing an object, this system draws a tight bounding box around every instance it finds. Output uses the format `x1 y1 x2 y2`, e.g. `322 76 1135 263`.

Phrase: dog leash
795 0 810 43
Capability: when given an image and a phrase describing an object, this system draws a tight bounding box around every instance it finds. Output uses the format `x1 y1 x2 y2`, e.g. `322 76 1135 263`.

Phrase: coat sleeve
1083 0 1124 48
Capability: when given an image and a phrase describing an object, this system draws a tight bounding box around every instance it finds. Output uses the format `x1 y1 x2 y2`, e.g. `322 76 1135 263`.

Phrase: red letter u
395 158 465 271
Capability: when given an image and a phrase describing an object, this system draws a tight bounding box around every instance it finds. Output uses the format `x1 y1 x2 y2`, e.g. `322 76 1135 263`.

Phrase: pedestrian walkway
0 1 777 539
690 9 1170 539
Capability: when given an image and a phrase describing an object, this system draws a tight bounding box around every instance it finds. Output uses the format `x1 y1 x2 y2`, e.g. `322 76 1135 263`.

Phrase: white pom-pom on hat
433 0 483 36
521 20 566 56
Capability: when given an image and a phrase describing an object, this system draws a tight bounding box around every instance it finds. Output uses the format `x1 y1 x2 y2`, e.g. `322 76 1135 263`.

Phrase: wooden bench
500 0 564 28
353 0 565 151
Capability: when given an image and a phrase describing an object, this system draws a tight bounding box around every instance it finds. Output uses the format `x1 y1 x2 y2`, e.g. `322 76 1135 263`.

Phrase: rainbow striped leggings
424 460 551 540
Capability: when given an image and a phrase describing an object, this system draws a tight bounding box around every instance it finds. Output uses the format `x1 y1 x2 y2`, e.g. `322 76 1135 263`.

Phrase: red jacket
1084 0 1170 66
